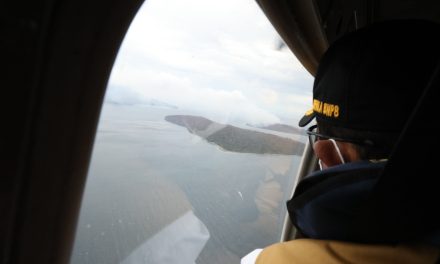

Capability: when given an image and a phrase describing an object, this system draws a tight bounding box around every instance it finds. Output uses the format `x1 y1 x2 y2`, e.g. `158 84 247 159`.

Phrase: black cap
299 20 440 133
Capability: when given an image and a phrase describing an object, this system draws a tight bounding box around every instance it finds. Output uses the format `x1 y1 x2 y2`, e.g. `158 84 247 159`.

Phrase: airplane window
70 0 313 263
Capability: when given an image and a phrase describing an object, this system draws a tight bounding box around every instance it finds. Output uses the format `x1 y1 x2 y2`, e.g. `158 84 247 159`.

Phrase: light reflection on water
71 104 302 264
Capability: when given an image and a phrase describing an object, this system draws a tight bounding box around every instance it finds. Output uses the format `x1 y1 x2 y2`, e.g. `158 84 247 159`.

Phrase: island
165 115 305 156
257 123 305 135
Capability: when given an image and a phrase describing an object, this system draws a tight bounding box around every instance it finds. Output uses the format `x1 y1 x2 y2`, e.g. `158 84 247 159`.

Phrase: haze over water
71 104 303 264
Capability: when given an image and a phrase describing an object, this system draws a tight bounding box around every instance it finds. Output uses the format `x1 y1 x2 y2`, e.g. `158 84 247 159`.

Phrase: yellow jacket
256 239 439 264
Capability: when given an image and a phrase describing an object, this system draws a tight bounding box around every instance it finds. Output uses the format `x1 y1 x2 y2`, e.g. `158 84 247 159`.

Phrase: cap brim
298 110 315 127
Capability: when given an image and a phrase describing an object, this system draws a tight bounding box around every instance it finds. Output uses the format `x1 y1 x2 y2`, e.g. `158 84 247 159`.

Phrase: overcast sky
106 0 313 126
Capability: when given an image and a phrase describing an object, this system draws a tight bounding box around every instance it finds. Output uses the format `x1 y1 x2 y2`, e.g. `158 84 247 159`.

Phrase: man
244 19 440 263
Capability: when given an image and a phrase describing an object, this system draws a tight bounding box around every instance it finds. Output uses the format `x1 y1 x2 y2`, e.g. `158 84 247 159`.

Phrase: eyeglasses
306 125 375 147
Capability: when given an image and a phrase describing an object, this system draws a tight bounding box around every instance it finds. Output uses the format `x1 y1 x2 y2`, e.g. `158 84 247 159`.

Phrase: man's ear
313 140 345 169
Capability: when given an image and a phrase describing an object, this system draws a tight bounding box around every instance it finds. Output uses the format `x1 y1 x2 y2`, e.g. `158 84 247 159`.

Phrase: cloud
107 0 313 125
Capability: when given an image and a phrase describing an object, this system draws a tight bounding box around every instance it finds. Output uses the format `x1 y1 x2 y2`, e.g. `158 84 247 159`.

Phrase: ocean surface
70 104 304 264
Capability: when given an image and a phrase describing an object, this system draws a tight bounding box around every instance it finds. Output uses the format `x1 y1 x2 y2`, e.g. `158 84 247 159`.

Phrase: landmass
253 123 305 135
165 115 305 156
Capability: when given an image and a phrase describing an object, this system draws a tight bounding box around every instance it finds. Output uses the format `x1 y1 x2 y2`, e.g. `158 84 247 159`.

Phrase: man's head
299 20 440 167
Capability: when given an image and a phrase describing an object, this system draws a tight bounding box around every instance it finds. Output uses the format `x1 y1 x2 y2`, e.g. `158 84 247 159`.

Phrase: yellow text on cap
313 99 340 118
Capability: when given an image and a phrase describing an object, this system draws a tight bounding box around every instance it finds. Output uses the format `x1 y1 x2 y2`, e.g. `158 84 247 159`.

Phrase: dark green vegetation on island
165 115 305 156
